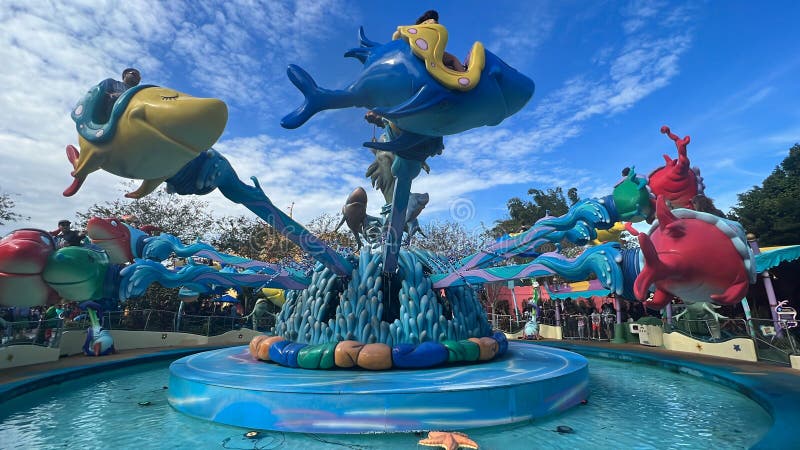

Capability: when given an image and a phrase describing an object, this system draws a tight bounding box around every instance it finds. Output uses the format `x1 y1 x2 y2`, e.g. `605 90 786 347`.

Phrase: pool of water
0 355 770 449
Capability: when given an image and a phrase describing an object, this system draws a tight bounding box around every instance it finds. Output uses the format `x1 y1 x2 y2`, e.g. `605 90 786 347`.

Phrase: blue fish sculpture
281 25 535 138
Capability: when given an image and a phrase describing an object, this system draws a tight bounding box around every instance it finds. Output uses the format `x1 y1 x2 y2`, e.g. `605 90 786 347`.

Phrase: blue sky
1 0 798 238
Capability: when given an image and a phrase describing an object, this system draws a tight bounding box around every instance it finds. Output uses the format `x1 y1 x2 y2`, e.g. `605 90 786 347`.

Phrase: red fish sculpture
634 196 756 309
0 229 59 306
647 126 701 210
86 217 148 264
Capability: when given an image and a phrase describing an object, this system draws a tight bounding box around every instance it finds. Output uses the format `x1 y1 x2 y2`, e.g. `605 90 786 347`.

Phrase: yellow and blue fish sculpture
65 84 227 198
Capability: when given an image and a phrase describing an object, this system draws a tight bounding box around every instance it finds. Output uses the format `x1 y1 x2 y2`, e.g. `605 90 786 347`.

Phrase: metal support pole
176 301 184 332
612 296 627 344
748 234 782 336
509 281 520 321
665 303 673 330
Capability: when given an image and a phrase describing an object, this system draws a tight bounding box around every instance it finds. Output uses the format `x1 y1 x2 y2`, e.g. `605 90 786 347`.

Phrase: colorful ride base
168 342 588 433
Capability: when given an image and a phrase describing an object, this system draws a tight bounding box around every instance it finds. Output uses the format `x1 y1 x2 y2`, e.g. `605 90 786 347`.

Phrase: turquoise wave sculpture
275 247 491 347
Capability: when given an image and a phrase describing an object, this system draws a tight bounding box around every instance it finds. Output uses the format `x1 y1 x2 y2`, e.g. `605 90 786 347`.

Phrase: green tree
305 212 356 252
730 144 800 246
259 212 356 262
211 215 270 260
76 182 217 242
492 187 580 237
413 219 492 261
0 188 28 226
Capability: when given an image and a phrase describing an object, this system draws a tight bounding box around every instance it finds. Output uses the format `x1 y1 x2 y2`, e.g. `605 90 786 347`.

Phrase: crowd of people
521 294 666 341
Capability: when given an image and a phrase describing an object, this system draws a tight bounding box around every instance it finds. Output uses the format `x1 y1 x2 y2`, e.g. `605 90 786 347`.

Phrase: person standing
602 297 616 340
577 313 587 340
590 307 602 340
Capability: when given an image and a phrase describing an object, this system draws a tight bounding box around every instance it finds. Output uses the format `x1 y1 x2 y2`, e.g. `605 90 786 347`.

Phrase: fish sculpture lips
65 87 228 198
0 229 57 307
86 217 146 264
0 229 55 275
42 247 110 301
86 217 127 241
633 196 754 308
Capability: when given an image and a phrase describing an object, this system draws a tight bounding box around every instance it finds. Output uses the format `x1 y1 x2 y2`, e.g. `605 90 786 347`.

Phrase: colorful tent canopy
755 245 800 273
546 279 610 300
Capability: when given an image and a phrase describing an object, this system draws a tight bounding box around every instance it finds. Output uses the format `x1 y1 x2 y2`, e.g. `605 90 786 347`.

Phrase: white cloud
621 0 666 34
508 2 692 168
488 8 556 65
0 0 700 240
0 0 351 235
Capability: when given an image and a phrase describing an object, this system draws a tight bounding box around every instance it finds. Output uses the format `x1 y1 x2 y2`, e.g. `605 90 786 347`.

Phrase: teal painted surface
755 245 800 272
169 343 588 433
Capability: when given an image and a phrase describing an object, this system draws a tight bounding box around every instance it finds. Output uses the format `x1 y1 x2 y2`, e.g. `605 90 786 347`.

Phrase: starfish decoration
733 344 741 352
418 431 479 450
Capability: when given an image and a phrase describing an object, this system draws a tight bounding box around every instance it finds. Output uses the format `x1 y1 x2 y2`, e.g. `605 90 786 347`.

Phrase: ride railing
667 318 726 342
539 309 557 326
250 315 276 332
177 313 245 336
1 309 271 349
108 309 255 337
487 313 525 334
561 314 585 340
667 317 768 343
748 317 800 365
665 316 799 365
102 309 177 332
0 318 64 348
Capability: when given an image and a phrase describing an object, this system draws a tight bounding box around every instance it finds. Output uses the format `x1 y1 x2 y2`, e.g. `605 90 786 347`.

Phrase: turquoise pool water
0 356 770 449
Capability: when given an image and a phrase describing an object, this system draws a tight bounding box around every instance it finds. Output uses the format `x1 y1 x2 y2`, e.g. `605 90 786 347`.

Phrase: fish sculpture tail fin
281 65 320 129
281 65 350 129
633 232 661 300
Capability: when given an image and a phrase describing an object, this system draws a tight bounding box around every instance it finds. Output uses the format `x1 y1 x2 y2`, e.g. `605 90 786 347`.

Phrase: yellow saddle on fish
393 23 485 92
593 222 627 245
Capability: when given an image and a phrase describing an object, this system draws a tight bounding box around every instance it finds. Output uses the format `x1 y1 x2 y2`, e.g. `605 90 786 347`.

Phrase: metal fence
6 308 799 365
748 318 800 365
1 309 268 350
666 316 800 366
539 308 557 326
0 318 64 348
487 314 525 334
666 317 740 342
